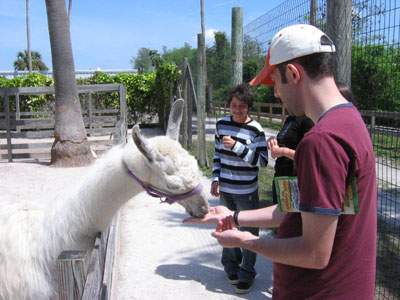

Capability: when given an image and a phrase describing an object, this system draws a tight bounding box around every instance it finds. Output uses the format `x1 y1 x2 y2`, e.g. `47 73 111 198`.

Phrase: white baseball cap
250 24 336 86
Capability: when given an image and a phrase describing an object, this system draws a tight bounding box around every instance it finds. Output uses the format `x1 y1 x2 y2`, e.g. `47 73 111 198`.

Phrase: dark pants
220 190 259 283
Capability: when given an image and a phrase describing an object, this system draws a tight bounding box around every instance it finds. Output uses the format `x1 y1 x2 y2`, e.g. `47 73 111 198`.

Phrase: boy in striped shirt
211 83 269 294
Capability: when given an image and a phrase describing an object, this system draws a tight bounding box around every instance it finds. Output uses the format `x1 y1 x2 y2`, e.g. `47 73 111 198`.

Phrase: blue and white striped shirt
212 116 269 194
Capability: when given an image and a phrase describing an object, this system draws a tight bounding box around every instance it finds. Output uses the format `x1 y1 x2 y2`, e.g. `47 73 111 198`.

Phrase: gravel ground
116 176 274 300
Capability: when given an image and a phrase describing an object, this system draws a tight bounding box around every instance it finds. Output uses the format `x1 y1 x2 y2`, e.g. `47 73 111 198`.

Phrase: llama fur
0 99 209 299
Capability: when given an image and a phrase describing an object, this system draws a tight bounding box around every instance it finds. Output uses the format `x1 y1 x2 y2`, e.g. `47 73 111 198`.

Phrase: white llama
0 99 210 300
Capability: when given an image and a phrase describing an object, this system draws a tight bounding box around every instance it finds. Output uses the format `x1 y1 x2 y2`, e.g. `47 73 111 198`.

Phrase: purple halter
124 163 203 204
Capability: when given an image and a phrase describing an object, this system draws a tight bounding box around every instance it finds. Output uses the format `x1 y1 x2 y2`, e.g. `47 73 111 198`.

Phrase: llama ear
132 125 174 173
166 98 184 141
132 125 156 163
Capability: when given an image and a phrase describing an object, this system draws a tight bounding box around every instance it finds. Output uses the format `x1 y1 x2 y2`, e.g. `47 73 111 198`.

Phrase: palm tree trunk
26 0 32 73
45 0 95 167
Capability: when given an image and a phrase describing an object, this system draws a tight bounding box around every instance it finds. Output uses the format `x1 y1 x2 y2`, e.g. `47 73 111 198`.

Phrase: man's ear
287 63 301 84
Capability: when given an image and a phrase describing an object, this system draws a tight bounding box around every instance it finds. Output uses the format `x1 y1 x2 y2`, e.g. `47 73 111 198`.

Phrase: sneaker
267 286 273 294
227 274 239 285
235 280 254 294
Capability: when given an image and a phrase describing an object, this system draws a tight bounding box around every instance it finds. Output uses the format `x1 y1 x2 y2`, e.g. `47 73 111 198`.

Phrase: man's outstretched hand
184 207 258 250
183 205 232 225
212 215 257 249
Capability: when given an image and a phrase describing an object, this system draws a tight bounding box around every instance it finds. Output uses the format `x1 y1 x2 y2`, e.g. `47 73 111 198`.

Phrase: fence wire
244 1 400 299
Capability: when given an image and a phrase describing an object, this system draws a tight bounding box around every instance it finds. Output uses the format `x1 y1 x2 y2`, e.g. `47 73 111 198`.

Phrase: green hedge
0 64 180 125
0 73 54 112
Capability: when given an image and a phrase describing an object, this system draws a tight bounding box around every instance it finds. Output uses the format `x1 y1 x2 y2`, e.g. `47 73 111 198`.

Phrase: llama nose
193 207 208 218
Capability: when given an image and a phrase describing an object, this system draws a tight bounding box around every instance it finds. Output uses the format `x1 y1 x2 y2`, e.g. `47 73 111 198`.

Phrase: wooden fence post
269 105 273 124
88 91 93 137
326 0 352 86
4 89 12 162
197 33 208 167
231 7 243 86
119 84 127 145
16 93 20 133
310 0 317 26
182 58 189 148
57 250 89 300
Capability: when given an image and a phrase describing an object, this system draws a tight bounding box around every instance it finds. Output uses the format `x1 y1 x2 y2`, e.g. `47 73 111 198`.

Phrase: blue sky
0 0 284 71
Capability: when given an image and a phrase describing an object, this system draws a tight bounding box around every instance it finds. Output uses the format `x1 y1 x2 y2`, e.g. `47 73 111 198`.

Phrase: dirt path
116 176 274 300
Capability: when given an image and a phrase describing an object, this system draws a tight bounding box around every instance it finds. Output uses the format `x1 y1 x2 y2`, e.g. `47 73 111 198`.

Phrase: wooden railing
57 213 120 300
0 84 127 162
211 101 286 125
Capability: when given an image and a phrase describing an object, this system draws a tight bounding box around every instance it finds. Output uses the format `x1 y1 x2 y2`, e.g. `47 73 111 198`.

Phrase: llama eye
166 180 182 191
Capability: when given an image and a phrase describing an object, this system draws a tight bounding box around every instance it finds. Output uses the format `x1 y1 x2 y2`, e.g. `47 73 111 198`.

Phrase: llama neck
48 146 144 250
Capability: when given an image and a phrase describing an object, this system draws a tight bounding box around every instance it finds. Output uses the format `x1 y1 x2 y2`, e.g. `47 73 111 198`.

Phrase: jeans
220 190 259 283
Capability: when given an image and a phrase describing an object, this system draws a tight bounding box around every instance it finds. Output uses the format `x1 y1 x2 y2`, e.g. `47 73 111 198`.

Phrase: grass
375 218 400 300
372 133 400 164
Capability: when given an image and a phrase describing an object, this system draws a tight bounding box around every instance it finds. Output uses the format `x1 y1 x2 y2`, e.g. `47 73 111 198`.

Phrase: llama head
125 99 209 218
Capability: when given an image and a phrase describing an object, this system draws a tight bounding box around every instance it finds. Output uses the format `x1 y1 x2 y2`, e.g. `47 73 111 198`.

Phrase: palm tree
13 50 48 71
45 0 95 167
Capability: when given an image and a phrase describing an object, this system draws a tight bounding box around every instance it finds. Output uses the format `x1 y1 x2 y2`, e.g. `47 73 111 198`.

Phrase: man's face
270 66 303 116
230 96 249 123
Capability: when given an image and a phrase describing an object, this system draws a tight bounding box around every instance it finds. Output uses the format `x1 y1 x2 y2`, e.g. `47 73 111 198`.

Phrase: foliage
149 50 163 69
162 43 198 88
243 34 265 68
116 72 157 124
212 85 230 103
206 32 231 92
0 66 181 127
152 64 180 129
243 60 259 83
352 44 400 111
79 71 157 124
13 50 48 71
162 43 197 66
131 47 153 73
0 73 54 112
251 84 277 105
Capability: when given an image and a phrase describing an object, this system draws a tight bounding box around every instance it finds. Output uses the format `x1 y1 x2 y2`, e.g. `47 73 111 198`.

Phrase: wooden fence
211 101 286 125
57 213 120 300
178 58 196 149
0 84 127 162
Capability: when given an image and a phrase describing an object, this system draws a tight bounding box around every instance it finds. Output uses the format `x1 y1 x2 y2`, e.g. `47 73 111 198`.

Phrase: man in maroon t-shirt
184 24 377 299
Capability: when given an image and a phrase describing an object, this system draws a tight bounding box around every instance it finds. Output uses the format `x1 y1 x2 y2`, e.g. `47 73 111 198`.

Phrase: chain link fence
244 1 399 299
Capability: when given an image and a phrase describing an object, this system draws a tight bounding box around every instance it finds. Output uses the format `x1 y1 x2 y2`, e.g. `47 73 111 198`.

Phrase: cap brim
249 65 275 86
249 49 276 86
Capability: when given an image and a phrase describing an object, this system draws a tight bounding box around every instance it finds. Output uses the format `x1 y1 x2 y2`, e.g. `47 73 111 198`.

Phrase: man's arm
234 204 286 228
214 212 338 269
183 204 286 228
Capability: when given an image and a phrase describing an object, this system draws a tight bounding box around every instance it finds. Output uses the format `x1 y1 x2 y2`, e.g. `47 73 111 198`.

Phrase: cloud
209 0 238 9
205 28 217 44
192 28 218 46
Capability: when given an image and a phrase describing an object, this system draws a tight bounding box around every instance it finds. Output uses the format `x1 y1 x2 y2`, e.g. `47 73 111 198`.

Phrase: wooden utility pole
197 0 207 167
310 0 317 26
231 7 243 86
326 0 352 87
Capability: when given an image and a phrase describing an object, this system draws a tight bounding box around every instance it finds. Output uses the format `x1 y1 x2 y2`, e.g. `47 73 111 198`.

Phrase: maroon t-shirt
273 104 377 300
